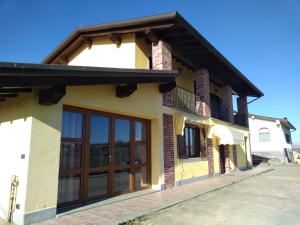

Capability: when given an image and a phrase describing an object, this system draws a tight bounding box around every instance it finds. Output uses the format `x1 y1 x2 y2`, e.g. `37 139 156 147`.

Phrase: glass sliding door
58 106 151 208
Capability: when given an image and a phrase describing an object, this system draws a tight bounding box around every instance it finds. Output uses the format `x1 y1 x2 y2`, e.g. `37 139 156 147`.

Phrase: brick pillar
232 145 238 171
152 40 173 107
207 138 214 177
195 69 211 117
163 113 175 188
237 96 249 128
225 145 231 172
219 85 234 123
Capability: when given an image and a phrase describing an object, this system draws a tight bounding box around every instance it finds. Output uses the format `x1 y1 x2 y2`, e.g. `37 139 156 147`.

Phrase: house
248 114 296 163
0 12 263 225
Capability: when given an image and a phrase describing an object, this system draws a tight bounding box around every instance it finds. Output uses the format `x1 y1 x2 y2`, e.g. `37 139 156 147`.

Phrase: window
178 124 206 159
285 133 291 143
210 93 222 120
259 128 271 142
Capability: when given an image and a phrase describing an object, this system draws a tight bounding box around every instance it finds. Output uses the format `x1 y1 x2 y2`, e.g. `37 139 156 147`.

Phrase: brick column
195 69 211 117
152 40 173 107
219 85 234 123
163 113 175 188
225 145 231 172
232 145 238 171
237 96 249 127
207 138 214 177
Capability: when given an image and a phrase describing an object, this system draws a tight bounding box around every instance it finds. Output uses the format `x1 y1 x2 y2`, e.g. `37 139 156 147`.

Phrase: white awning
213 124 246 145
175 113 210 135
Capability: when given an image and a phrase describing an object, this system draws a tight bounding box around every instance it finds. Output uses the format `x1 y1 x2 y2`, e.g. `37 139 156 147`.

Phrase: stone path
32 166 271 225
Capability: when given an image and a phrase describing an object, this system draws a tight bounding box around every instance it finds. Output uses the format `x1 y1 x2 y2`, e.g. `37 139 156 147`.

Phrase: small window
285 133 291 143
259 128 271 142
178 124 205 159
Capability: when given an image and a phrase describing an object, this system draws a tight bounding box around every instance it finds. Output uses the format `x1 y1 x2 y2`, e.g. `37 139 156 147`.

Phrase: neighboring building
248 114 296 163
293 147 300 164
0 12 263 225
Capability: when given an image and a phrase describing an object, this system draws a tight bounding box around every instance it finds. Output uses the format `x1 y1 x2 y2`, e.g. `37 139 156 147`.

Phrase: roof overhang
0 62 180 104
43 12 263 98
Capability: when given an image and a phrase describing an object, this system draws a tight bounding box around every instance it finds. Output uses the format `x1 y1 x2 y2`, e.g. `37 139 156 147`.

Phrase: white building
248 114 296 163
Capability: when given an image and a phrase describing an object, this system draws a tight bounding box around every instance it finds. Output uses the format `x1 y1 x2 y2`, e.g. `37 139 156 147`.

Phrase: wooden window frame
183 124 200 159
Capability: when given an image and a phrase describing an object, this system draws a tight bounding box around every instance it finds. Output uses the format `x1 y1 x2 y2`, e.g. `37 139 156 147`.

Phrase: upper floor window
285 133 291 143
259 128 271 142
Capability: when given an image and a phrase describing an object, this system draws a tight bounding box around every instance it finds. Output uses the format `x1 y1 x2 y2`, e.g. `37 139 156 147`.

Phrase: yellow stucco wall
236 144 247 169
0 93 33 222
68 33 136 68
24 90 62 213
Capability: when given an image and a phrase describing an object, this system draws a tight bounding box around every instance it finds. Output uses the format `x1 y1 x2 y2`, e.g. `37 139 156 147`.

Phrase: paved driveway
133 165 300 225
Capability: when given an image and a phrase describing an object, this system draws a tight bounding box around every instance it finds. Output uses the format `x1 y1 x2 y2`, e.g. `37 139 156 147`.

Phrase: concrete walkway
30 167 271 225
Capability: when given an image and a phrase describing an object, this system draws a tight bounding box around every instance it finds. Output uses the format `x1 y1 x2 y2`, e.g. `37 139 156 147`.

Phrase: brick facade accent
232 145 238 171
152 40 173 107
195 69 211 117
236 96 249 127
207 138 214 177
219 85 234 123
163 113 175 188
225 145 231 171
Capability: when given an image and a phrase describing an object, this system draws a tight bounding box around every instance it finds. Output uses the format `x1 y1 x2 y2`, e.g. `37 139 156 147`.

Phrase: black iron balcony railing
172 86 248 128
172 86 197 113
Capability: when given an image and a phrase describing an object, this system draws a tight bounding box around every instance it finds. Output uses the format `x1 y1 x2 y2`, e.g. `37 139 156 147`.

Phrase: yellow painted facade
0 32 252 224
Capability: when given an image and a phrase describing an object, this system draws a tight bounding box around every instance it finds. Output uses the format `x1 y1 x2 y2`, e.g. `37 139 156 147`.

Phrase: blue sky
0 0 299 144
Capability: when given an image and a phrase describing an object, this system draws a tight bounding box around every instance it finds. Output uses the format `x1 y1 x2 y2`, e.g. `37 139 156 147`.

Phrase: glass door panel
114 118 130 166
58 110 83 206
113 118 131 193
89 115 110 168
87 115 110 198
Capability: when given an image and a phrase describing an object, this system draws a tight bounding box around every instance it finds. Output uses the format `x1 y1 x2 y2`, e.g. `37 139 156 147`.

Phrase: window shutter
177 134 185 159
200 128 207 158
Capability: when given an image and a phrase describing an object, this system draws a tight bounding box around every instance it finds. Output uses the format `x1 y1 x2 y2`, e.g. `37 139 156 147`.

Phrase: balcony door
57 106 151 208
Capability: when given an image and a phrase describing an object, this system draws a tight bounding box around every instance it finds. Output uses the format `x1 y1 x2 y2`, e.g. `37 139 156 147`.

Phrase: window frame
183 124 200 159
258 128 271 142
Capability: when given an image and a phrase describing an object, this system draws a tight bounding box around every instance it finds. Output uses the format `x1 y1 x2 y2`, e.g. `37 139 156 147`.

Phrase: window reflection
89 115 110 167
60 142 82 169
88 171 108 197
57 174 81 204
62 111 83 138
115 119 130 165
135 121 146 141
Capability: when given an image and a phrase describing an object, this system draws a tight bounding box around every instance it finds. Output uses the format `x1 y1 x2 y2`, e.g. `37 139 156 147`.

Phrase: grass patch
119 216 147 225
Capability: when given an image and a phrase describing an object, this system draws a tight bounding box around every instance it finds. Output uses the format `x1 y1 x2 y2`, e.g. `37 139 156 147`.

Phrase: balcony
172 86 248 128
172 86 197 113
